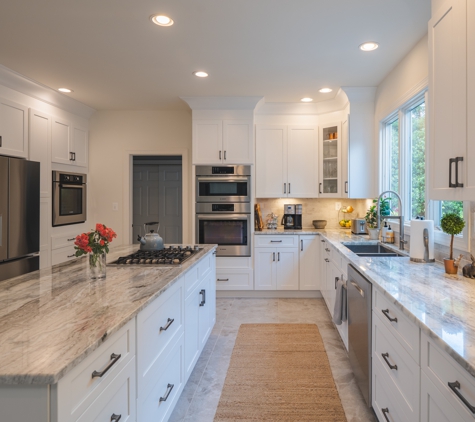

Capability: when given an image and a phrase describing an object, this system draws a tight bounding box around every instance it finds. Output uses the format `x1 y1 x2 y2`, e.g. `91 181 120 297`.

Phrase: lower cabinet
299 235 321 290
254 247 299 290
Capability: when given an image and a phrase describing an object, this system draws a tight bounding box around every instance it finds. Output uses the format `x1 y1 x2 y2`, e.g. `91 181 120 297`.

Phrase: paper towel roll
410 220 435 262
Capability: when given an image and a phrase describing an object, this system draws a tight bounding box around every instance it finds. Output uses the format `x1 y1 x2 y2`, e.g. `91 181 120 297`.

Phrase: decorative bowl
312 220 327 229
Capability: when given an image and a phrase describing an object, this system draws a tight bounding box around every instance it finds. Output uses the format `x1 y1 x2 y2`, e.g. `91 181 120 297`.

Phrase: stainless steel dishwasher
347 264 372 408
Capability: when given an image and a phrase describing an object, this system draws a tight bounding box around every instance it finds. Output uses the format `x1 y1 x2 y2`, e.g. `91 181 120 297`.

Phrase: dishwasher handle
349 280 365 297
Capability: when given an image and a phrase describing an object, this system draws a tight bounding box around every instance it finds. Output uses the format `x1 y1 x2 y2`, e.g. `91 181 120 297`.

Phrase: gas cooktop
109 246 202 266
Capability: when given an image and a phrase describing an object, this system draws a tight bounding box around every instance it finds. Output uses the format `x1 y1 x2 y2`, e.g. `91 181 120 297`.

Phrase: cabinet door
299 236 320 290
0 97 28 158
52 117 72 165
326 261 340 318
276 248 299 290
198 272 211 350
319 123 341 198
72 126 88 167
222 120 253 164
429 0 466 201
341 117 349 198
255 125 287 198
465 0 475 199
254 248 276 290
320 240 329 304
29 109 51 197
184 285 200 381
287 126 318 198
192 120 223 164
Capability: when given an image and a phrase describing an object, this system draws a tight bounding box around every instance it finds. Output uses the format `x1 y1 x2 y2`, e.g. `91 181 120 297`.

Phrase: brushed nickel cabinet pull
324 258 329 262
67 238 75 241
301 240 303 251
319 183 322 194
270 240 282 243
219 150 222 160
199 289 206 306
277 252 280 261
159 318 174 332
382 309 398 323
217 278 229 281
382 353 398 370
159 383 174 402
284 183 286 194
288 183 291 194
448 380 475 413
67 254 75 258
224 150 227 160
273 252 275 262
92 353 121 378
381 408 390 422
111 414 122 421
0 135 2 147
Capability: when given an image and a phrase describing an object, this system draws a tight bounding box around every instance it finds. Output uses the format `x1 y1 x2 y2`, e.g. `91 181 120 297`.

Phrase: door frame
123 148 190 245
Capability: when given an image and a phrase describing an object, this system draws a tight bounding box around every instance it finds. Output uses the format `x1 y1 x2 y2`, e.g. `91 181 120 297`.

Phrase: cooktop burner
111 246 202 266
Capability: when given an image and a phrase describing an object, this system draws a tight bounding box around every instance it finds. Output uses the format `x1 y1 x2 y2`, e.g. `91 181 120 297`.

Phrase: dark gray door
0 156 8 261
133 164 182 244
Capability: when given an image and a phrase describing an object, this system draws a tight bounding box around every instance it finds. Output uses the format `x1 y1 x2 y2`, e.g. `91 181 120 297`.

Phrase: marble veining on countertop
0 244 216 385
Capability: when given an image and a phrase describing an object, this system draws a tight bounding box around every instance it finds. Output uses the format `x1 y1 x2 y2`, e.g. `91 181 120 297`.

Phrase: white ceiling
0 0 431 111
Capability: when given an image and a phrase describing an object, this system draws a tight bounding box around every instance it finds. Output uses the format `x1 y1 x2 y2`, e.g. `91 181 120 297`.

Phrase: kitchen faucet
376 190 407 251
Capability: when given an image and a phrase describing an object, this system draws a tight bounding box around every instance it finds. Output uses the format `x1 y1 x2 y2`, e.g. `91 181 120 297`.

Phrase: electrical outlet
335 202 341 211
112 202 119 211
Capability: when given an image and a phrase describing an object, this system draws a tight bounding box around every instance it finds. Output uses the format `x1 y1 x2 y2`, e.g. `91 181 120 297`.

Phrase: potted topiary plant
365 204 379 240
440 212 465 274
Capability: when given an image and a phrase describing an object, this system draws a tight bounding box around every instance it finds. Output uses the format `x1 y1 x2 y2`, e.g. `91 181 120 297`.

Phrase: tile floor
169 298 377 422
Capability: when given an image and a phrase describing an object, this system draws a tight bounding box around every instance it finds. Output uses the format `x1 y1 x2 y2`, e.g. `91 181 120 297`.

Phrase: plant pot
368 228 379 240
444 258 458 275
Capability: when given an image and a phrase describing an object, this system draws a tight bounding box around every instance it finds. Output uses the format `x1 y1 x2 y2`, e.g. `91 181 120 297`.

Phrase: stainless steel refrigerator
0 156 40 282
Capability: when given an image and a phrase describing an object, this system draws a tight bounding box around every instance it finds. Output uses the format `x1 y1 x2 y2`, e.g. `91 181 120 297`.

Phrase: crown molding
180 96 264 110
0 65 96 119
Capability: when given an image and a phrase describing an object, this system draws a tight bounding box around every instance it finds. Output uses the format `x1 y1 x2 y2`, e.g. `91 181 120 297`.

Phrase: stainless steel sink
343 243 404 257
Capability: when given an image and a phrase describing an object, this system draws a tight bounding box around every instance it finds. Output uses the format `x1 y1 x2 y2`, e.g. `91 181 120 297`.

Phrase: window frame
379 90 470 251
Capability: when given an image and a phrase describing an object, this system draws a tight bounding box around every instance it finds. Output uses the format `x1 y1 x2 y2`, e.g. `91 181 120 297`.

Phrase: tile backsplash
256 198 372 230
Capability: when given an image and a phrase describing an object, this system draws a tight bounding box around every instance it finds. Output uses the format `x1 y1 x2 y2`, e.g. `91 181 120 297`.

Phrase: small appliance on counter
351 219 367 235
281 204 302 230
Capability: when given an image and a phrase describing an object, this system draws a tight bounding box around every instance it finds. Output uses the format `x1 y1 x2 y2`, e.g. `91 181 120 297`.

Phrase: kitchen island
0 244 217 422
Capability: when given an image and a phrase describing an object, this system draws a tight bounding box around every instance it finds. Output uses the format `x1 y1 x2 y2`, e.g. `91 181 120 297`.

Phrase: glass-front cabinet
319 123 342 197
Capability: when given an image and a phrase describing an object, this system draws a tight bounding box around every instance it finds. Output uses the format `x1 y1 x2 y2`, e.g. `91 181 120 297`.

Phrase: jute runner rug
214 324 346 422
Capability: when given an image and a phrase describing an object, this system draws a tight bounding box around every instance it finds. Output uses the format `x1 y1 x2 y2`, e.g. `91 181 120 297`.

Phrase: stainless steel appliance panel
52 171 87 227
195 175 251 203
9 158 40 258
195 202 251 214
347 264 372 407
0 255 40 282
0 156 8 261
195 165 251 176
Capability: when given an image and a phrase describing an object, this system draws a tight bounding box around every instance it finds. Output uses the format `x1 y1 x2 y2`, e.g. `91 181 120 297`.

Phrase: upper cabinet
29 109 52 197
52 117 88 167
429 0 475 200
255 125 318 198
318 123 341 198
192 119 253 165
0 97 28 158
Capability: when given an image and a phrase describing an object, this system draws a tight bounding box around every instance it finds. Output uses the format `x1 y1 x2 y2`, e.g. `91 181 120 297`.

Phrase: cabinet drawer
373 312 420 419
373 357 415 422
373 288 420 363
58 319 135 421
138 335 184 422
422 332 475 420
52 245 78 265
216 270 253 290
137 276 184 394
255 235 298 247
52 233 78 250
76 357 136 422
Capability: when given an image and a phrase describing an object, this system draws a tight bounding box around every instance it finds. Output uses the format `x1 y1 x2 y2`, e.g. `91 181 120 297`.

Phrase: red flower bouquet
74 223 117 257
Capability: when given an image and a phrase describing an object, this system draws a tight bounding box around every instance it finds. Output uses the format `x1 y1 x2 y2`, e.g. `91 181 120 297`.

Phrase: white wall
88 110 192 245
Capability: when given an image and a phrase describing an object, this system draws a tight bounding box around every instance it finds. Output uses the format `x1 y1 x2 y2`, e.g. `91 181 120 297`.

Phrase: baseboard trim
216 290 322 299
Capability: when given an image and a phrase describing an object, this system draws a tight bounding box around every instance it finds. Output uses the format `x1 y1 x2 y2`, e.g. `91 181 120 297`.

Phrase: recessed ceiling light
58 88 73 93
319 88 332 93
150 14 174 26
359 42 379 51
301 97 313 102
193 71 208 78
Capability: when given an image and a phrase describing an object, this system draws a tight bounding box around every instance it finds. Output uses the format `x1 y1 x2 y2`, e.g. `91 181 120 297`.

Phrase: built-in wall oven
52 171 87 227
195 165 251 257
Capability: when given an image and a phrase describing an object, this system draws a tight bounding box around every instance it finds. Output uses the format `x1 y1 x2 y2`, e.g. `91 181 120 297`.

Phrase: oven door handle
196 214 250 221
196 176 250 183
59 184 84 188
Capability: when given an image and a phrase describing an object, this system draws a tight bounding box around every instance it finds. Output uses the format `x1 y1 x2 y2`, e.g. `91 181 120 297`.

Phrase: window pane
435 200 464 234
410 102 426 219
387 119 399 193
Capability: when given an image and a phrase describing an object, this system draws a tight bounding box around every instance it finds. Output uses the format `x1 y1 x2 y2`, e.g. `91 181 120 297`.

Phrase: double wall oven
196 166 251 257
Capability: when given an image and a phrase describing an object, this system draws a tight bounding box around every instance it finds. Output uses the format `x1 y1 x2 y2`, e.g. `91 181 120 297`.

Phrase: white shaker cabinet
465 0 475 198
255 125 318 198
52 117 88 167
318 123 341 198
299 235 321 290
192 119 253 165
0 97 28 158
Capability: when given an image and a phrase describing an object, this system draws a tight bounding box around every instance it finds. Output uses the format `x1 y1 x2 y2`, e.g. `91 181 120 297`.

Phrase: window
380 91 468 248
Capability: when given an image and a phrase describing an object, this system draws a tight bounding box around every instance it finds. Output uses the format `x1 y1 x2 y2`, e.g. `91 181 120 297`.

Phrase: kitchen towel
410 219 435 262
332 279 347 325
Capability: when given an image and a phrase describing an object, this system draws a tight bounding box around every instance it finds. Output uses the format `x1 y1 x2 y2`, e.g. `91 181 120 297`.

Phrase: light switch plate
335 202 341 211
112 202 118 211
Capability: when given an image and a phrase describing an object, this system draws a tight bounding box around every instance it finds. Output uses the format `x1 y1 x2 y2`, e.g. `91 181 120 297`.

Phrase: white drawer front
52 233 78 250
137 277 184 394
197 251 212 278
52 245 78 265
184 265 199 299
373 358 411 422
138 335 184 422
76 357 136 422
216 256 251 269
255 235 298 248
216 270 253 290
373 288 420 363
373 312 420 419
58 319 135 421
422 332 475 421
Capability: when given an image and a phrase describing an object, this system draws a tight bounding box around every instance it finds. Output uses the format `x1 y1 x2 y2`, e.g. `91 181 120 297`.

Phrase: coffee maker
281 204 302 230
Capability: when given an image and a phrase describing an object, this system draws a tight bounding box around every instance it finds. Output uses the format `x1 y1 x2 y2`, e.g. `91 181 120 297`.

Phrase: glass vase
89 253 106 279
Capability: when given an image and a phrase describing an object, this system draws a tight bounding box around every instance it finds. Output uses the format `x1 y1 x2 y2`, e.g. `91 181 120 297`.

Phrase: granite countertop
257 227 475 378
0 244 217 385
